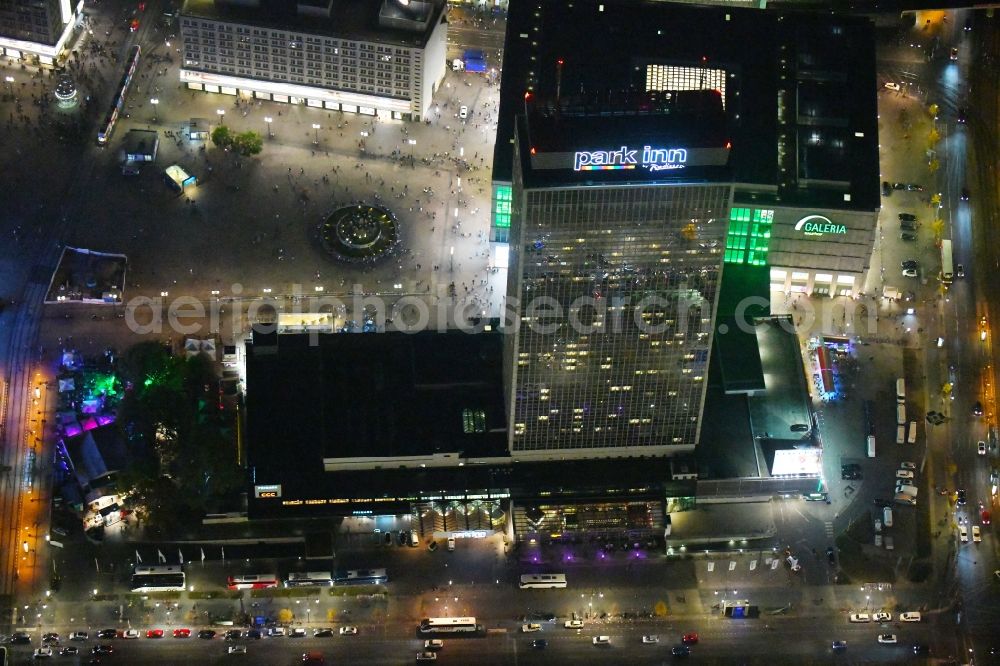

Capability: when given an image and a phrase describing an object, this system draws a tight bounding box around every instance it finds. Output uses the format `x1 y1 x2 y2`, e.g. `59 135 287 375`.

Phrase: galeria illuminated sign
794 214 847 237
573 145 688 172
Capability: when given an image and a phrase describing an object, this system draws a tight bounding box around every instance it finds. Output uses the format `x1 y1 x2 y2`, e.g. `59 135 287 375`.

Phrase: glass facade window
506 180 730 454
494 185 512 228
645 65 728 109
724 207 772 266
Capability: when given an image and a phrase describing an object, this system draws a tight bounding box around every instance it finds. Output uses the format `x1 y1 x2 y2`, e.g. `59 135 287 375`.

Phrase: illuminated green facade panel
725 207 772 266
494 185 512 228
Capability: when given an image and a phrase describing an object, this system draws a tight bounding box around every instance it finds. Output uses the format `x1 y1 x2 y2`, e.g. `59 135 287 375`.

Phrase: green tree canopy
233 130 263 156
211 125 233 149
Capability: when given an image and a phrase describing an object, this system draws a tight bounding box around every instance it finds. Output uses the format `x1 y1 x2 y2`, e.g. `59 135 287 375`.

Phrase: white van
896 403 906 426
896 378 906 403
907 421 917 444
409 531 420 547
900 612 921 622
896 425 905 444
883 507 893 528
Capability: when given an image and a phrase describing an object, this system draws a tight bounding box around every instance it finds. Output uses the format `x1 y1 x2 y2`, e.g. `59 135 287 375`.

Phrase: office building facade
0 0 80 65
180 0 447 120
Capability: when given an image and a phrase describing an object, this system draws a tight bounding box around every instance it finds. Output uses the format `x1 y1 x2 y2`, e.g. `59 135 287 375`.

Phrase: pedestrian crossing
825 521 835 538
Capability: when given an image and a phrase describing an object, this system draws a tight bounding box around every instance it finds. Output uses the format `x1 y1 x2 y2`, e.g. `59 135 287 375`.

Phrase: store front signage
794 214 847 237
574 145 688 172
254 484 282 498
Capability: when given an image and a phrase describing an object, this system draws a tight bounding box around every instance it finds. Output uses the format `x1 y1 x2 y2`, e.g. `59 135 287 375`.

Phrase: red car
682 632 699 644
983 510 992 525
173 628 191 638
146 629 164 639
129 18 140 32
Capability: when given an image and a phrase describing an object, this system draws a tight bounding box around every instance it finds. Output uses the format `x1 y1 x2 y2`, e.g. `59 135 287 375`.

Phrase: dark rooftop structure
181 0 446 48
494 0 879 211
245 330 509 475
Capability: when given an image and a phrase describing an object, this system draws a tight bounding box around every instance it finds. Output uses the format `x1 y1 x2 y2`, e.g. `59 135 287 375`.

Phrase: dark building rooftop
245 330 509 475
494 0 879 211
181 0 446 48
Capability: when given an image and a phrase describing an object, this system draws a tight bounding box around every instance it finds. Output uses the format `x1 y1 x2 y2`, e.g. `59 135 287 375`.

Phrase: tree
211 125 233 149
232 130 263 156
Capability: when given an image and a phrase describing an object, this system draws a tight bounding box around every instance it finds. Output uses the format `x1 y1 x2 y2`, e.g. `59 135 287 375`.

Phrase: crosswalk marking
825 521 835 538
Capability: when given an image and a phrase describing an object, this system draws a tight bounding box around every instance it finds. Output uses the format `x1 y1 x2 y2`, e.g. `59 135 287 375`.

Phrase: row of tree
211 125 264 156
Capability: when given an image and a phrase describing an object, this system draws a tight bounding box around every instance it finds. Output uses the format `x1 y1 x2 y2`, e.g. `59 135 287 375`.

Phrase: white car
642 635 659 644
884 82 901 91
895 470 914 480
459 105 469 120
227 645 247 654
973 525 982 542
122 629 140 639
873 611 891 622
290 628 307 637
423 639 444 650
68 632 89 641
564 620 584 629
874 519 882 533
960 526 969 542
416 651 437 662
903 268 918 278
268 627 285 637
339 626 358 636
900 612 921 622
849 613 870 623
592 635 610 645
877 633 897 644
899 461 917 470
521 624 541 633
979 441 987 455
32 648 53 659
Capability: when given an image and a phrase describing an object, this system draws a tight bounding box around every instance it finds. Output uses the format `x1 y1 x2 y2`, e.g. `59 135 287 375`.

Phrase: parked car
979 441 987 455
642 635 659 644
146 629 164 639
227 645 247 655
459 105 469 119
900 612 922 622
832 640 847 652
849 613 870 623
416 650 437 662
33 647 54 659
882 181 893 196
592 636 611 646
521 624 541 633
121 629 140 639
564 620 584 629
423 639 444 650
198 630 217 640
69 632 89 641
58 647 79 656
973 525 982 543
884 82 901 91
900 231 917 242
96 630 117 640
290 628 307 638
902 268 918 278
672 645 691 657
898 212 918 222
313 629 334 638
873 612 891 622
339 627 358 636
878 634 897 644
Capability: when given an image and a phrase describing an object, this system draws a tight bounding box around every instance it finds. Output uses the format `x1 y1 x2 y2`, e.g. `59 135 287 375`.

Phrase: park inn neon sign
794 214 847 237
573 145 688 172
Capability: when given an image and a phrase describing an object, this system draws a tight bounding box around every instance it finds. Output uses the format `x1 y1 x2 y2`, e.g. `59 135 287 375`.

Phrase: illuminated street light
264 116 273 138
216 109 225 122
150 97 159 122
312 123 321 145
4 75 13 95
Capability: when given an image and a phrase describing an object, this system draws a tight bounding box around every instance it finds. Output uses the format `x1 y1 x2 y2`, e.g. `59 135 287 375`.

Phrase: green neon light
493 185 512 229
725 207 772 266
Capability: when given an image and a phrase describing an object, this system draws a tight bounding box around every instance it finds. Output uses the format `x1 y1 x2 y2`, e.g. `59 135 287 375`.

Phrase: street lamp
264 116 273 138
407 137 417 159
150 97 159 123
4 75 14 95
216 109 225 125
312 123 321 145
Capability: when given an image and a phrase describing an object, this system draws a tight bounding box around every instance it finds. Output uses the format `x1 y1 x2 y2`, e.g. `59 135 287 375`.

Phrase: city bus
518 573 567 589
227 574 280 590
333 568 388 586
131 565 185 592
97 44 141 145
284 571 334 587
418 617 482 635
941 239 954 285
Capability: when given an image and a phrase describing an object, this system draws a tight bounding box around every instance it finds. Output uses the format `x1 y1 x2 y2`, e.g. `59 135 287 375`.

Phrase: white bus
518 573 567 589
333 569 388 585
867 434 876 458
131 565 186 592
419 617 482 635
941 239 953 284
284 571 334 587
